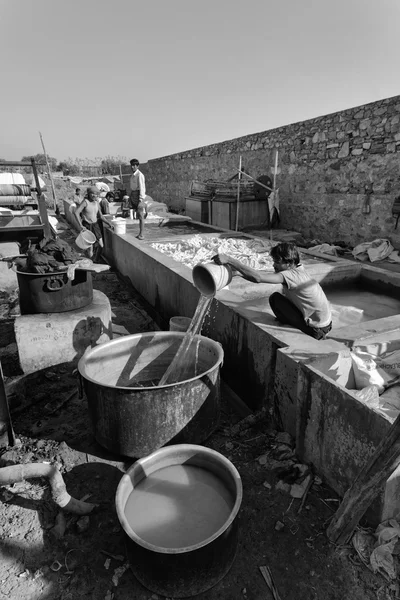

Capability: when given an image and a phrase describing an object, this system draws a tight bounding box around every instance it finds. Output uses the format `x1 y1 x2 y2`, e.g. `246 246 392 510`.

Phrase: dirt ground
0 215 396 600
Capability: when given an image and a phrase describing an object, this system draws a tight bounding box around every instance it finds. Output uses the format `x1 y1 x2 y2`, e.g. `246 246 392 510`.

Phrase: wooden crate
185 197 209 223
211 198 269 230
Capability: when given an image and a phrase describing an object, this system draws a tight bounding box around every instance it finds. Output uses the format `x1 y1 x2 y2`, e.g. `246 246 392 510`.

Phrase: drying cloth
151 234 275 269
352 239 394 263
67 258 93 281
268 189 280 228
0 184 32 196
0 196 33 206
308 243 342 256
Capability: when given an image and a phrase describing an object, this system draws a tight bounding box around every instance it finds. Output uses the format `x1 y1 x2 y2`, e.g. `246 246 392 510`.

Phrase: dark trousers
269 292 332 340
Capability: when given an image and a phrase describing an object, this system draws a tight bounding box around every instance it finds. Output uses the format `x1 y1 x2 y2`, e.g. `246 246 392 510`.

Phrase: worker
214 242 332 340
74 186 104 260
128 158 147 240
99 191 114 215
73 187 84 205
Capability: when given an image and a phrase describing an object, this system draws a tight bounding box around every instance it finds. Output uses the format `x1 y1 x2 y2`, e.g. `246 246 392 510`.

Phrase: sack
351 349 400 394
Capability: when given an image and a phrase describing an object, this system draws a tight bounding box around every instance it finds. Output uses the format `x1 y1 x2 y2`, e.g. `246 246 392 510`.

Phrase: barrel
116 444 242 597
16 269 93 314
78 332 223 457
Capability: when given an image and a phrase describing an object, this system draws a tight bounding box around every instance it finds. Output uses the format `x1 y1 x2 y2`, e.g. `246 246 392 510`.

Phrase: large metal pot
116 444 242 597
16 268 93 314
78 332 223 457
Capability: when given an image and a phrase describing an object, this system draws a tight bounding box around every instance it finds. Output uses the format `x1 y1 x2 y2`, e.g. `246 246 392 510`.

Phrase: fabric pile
24 238 81 274
352 238 400 263
151 235 276 270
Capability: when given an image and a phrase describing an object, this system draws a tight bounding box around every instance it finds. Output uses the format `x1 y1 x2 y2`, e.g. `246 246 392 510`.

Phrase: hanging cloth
268 189 280 228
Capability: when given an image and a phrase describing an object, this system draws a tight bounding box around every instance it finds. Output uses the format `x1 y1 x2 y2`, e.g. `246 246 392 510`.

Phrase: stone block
352 148 363 156
338 141 350 158
14 290 112 374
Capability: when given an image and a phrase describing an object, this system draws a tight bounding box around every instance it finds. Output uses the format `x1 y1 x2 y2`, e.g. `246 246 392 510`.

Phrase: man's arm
138 172 146 201
214 253 284 284
74 200 86 230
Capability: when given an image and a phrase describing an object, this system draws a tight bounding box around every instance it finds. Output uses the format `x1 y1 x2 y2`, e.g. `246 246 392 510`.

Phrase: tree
100 155 129 176
21 153 58 173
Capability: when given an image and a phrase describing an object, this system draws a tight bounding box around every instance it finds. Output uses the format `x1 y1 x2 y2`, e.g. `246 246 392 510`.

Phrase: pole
0 360 15 448
235 155 242 231
236 169 273 192
39 131 58 213
327 411 400 544
32 158 51 240
270 150 279 241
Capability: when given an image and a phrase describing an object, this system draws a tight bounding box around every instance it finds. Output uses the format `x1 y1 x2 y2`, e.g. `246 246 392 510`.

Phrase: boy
75 186 104 260
128 158 147 240
214 242 332 340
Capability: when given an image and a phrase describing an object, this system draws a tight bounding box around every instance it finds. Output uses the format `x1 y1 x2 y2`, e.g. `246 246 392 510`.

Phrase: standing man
75 186 104 260
129 158 147 240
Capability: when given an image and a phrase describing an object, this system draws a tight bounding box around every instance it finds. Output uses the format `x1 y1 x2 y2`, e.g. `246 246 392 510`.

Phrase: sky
0 0 399 164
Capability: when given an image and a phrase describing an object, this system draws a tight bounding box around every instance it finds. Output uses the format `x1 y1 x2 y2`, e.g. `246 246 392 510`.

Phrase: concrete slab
0 242 19 291
15 289 112 374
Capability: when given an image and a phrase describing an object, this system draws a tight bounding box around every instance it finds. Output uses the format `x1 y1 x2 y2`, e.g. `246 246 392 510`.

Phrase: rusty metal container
16 268 93 314
116 444 242 597
78 332 223 457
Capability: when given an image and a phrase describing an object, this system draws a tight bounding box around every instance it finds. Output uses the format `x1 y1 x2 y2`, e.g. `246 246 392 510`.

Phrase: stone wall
124 95 400 243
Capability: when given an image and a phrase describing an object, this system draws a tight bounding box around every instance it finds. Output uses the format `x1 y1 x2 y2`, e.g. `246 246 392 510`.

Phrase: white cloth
268 189 280 221
281 264 332 328
352 239 394 263
130 170 146 201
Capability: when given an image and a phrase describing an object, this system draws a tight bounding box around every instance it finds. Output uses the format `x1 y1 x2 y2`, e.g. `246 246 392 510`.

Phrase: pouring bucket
192 263 233 297
76 229 96 250
169 316 192 332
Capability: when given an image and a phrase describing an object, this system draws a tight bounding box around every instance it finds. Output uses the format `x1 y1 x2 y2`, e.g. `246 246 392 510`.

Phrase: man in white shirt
129 158 146 240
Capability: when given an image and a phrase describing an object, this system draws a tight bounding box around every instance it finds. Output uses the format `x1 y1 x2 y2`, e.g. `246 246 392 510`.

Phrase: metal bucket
16 269 93 314
116 444 242 597
169 316 192 332
192 263 233 297
78 332 223 457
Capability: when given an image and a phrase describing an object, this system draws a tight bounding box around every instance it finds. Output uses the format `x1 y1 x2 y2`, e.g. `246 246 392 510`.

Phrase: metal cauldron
78 332 223 457
16 268 93 314
116 444 242 597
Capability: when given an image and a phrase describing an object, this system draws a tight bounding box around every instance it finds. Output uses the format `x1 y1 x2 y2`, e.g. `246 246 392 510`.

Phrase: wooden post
327 411 400 544
32 158 51 240
0 361 15 448
235 155 242 231
39 131 58 213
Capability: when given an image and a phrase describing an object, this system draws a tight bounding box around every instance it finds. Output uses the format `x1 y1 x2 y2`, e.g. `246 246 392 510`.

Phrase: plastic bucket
76 229 96 250
192 263 233 297
169 316 192 332
113 218 127 235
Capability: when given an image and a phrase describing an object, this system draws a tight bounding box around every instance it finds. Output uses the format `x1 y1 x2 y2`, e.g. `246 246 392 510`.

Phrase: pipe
0 463 97 515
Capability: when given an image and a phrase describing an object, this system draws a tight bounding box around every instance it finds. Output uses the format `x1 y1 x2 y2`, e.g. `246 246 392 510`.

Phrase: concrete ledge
15 289 113 374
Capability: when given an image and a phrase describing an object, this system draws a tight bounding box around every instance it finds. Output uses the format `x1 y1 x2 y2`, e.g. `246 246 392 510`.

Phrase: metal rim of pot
115 443 243 555
77 331 224 389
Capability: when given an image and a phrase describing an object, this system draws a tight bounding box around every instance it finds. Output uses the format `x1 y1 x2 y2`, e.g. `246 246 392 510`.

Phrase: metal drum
16 269 93 314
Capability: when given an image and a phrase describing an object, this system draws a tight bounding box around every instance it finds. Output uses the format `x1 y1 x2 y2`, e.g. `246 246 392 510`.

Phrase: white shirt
281 264 332 328
129 170 146 201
